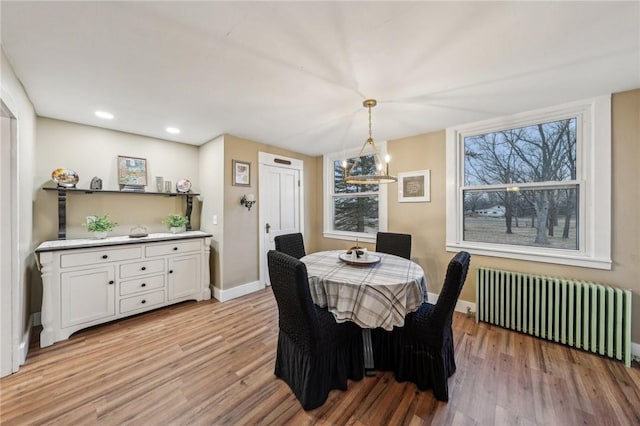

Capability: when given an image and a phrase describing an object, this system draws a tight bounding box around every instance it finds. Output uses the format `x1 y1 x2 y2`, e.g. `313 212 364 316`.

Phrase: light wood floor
2 288 639 425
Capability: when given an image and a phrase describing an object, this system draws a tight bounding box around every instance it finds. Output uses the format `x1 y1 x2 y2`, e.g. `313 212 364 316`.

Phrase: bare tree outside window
463 118 578 250
332 155 379 233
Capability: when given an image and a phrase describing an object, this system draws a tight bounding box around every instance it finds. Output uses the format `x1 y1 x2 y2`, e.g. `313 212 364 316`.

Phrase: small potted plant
164 214 188 234
83 214 117 239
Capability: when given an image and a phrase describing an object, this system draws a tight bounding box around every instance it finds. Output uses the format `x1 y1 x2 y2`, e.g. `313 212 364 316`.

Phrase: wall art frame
398 169 430 202
232 159 251 186
117 155 147 188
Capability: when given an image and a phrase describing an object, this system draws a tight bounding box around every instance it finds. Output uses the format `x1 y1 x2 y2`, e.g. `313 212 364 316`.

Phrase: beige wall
217 134 318 290
32 118 202 311
34 118 202 241
317 88 640 342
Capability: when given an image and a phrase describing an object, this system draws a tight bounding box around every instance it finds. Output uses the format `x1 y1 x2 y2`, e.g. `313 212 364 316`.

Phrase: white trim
446 95 611 270
322 143 388 241
322 232 376 244
0 95 22 376
212 280 265 302
428 292 476 316
632 342 640 363
398 169 431 203
18 315 34 365
258 152 303 170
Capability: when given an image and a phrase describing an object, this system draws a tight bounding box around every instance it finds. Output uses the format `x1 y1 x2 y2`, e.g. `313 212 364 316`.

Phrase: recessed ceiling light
95 110 114 119
166 127 181 134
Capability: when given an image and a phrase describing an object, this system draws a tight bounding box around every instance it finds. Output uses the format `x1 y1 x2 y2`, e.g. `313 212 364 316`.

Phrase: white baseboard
427 292 476 315
18 314 34 366
632 341 640 362
212 280 265 302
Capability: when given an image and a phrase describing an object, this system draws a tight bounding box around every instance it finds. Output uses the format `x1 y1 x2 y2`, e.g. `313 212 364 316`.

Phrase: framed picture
232 160 251 186
117 155 147 187
398 169 430 202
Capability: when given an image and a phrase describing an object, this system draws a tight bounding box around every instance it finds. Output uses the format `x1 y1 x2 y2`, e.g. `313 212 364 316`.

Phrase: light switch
212 215 218 225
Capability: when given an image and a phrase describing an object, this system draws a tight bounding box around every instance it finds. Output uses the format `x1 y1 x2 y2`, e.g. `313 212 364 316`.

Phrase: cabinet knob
102 255 108 259
169 270 174 274
141 266 146 271
141 300 146 304
108 280 114 285
141 283 146 287
173 247 178 251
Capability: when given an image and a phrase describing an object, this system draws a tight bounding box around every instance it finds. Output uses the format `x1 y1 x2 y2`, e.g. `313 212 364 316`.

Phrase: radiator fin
476 267 632 367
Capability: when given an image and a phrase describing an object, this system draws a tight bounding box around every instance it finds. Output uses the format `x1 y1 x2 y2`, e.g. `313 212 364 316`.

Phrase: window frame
323 143 388 243
446 96 611 270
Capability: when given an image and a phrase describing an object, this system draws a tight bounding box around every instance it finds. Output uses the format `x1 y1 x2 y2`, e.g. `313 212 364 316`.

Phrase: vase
92 231 108 239
170 226 184 234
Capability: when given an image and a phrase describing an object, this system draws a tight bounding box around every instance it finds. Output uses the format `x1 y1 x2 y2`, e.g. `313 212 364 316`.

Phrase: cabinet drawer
119 290 165 314
60 246 142 268
145 240 201 257
120 259 165 278
120 274 165 296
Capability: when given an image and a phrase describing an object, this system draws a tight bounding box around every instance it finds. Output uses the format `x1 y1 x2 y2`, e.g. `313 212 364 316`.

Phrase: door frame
1 100 19 376
258 152 304 286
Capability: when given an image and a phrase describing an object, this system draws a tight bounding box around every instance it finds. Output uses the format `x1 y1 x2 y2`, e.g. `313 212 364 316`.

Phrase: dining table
301 249 428 374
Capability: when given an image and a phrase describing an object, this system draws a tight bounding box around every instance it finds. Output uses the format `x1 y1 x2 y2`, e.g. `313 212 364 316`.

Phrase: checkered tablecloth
301 250 428 330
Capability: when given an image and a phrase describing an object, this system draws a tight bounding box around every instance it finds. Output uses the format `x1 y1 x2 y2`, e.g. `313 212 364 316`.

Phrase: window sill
446 243 612 270
323 231 376 244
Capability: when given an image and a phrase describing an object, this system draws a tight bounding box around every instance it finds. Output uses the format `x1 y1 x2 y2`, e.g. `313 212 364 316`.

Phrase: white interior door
259 153 303 286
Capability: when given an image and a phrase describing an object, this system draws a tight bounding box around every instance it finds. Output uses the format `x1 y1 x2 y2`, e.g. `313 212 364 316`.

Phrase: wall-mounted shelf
43 187 200 240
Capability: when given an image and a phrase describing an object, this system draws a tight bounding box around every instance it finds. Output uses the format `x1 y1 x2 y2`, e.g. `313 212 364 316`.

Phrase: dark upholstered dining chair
375 232 412 260
274 232 306 259
267 250 363 410
392 251 471 402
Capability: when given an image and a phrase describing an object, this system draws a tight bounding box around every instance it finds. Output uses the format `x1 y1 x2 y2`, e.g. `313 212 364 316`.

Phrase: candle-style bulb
385 154 391 163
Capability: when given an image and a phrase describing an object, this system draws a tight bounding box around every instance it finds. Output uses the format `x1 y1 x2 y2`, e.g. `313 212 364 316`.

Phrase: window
323 144 388 242
446 96 611 269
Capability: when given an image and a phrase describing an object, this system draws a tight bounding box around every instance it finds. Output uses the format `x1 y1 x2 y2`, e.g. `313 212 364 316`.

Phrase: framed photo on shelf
232 160 251 186
398 169 430 203
117 155 147 188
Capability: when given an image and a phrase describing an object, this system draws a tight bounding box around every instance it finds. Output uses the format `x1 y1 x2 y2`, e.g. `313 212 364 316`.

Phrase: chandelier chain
368 103 372 141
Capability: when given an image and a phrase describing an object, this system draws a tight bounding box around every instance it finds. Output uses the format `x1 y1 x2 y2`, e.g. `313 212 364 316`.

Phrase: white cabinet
37 232 211 347
167 255 200 301
60 266 116 328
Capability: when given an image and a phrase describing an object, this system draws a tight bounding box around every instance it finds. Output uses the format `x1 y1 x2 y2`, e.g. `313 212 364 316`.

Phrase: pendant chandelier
343 99 397 184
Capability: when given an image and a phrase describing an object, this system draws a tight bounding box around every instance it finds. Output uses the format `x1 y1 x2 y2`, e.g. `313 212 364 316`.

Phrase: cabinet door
61 267 116 328
167 255 200 301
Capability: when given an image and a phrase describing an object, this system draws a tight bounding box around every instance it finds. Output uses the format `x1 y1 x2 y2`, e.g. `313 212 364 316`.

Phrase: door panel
167 255 200 300
260 162 301 285
61 267 116 328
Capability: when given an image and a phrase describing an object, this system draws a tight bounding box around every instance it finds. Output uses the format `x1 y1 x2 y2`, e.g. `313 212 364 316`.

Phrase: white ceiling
2 1 639 156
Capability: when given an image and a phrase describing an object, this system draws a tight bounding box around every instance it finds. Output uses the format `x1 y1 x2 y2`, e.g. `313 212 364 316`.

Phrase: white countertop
36 230 212 252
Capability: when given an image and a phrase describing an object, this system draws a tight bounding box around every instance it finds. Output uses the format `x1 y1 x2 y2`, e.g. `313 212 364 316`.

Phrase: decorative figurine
51 168 79 188
90 176 103 190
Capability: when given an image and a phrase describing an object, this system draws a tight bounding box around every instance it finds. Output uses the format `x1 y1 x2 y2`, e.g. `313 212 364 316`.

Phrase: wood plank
1 288 639 426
